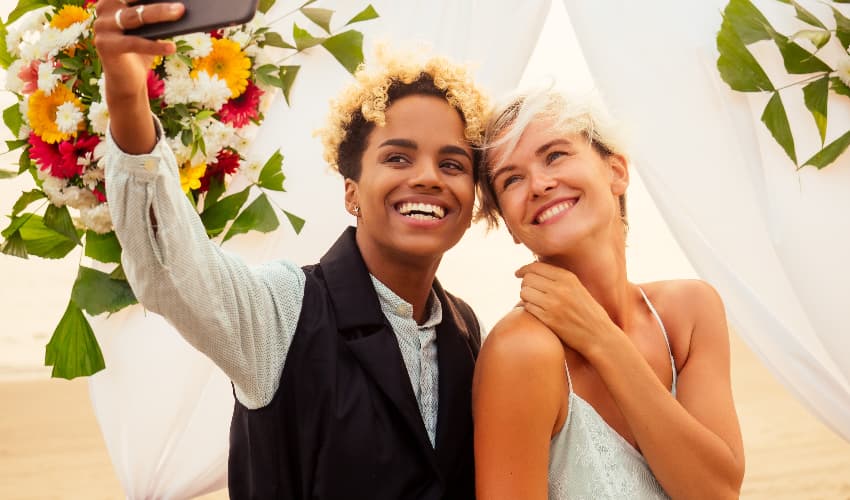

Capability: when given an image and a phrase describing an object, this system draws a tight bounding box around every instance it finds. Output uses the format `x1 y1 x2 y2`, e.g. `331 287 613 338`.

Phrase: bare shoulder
639 280 729 365
479 307 566 370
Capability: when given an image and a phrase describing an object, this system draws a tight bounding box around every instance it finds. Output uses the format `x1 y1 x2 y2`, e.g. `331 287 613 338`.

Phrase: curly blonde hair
316 45 489 180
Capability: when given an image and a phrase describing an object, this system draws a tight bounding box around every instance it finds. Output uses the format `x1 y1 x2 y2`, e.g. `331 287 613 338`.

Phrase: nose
409 158 444 190
529 165 556 198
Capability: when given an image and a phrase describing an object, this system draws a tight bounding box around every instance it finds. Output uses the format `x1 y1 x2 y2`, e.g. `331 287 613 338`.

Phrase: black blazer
229 227 481 499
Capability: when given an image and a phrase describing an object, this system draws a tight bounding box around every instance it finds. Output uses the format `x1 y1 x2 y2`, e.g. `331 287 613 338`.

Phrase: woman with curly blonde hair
94 2 488 498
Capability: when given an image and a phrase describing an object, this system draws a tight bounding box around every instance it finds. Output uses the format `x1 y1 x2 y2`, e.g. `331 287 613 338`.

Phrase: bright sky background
0 0 696 375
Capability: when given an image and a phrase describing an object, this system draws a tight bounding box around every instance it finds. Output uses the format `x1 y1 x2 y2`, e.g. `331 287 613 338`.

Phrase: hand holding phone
125 0 260 39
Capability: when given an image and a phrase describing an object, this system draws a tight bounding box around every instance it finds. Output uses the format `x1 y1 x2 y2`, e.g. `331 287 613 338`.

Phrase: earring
353 205 360 216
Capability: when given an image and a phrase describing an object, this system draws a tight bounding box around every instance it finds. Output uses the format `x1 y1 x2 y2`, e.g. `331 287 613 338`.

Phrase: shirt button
396 304 409 316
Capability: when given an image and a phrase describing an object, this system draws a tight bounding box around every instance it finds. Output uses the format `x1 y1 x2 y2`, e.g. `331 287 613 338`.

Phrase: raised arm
93 1 305 409
518 263 745 499
472 310 568 500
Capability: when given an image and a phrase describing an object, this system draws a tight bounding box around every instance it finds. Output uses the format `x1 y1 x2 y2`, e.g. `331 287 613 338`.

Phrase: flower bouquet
717 0 850 169
0 0 377 378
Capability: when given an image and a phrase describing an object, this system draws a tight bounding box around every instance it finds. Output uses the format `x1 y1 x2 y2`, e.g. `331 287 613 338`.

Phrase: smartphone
126 0 260 39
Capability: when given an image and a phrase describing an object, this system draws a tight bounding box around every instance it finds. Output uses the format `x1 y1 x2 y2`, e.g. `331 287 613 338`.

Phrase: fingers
95 2 185 34
515 261 572 281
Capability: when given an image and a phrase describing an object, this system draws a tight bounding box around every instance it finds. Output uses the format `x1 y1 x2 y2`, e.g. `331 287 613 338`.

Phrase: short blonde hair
476 87 628 228
316 45 489 180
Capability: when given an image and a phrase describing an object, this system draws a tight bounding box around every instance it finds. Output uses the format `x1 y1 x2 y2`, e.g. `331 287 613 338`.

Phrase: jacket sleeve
104 117 303 409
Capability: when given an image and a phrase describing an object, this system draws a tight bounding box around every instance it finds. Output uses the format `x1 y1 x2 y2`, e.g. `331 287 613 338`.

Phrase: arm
94 1 305 409
518 264 744 499
472 310 568 500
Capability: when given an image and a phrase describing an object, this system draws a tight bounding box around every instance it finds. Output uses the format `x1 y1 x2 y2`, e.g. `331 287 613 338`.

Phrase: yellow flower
192 38 250 97
50 5 90 30
27 85 85 144
180 162 207 193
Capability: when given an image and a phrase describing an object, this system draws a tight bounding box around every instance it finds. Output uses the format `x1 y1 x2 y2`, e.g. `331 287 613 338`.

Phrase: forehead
489 119 581 166
371 94 469 146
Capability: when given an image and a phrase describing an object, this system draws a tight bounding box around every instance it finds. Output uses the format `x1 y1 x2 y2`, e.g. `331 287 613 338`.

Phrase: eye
546 150 568 164
501 174 522 191
384 153 411 165
440 160 467 173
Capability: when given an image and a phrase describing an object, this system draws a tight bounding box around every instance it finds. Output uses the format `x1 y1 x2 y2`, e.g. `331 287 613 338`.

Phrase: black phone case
125 0 260 40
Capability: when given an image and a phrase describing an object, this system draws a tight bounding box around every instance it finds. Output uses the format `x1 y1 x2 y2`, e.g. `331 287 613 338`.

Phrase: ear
344 178 359 216
608 153 629 197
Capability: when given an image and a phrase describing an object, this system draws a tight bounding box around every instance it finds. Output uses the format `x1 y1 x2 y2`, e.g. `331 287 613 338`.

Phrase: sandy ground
0 333 848 499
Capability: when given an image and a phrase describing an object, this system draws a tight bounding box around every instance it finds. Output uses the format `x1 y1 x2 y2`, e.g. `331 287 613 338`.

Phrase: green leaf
203 174 226 209
84 230 122 264
717 16 774 91
258 150 286 191
789 0 826 29
11 189 45 216
1 213 30 238
279 65 300 105
0 22 14 69
3 103 23 138
283 210 305 234
322 30 365 74
223 193 279 242
791 29 830 49
6 138 28 152
722 0 773 43
44 203 81 246
263 32 295 49
15 213 79 259
6 0 49 25
71 266 137 316
258 0 275 13
771 33 831 74
803 130 850 169
44 300 105 379
109 264 127 281
18 148 31 174
293 23 325 51
199 186 250 237
0 169 20 179
761 91 797 164
1 231 28 258
830 76 850 98
833 7 850 50
195 110 215 121
301 7 333 34
802 76 828 145
346 4 379 25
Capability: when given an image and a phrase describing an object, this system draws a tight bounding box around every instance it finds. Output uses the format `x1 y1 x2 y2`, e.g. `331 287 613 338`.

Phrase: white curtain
87 1 551 498
560 0 850 440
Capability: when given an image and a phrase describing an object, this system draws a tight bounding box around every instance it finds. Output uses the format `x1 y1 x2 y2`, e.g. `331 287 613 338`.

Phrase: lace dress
548 289 675 500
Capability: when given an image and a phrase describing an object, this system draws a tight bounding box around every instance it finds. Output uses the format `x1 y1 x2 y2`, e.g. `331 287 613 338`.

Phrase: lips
533 198 576 224
396 201 447 221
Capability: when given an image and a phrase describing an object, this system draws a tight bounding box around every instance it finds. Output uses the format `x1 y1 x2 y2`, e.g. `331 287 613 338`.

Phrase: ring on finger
114 8 125 30
118 0 127 5
135 5 145 24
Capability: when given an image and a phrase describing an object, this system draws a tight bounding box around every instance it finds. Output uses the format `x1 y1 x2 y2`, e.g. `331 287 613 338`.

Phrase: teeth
398 202 445 219
536 200 574 224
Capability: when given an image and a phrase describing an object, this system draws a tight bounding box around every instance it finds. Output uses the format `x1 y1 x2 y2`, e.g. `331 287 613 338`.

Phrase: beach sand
0 333 848 499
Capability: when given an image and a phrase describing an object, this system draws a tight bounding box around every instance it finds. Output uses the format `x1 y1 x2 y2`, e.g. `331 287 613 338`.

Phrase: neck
355 232 442 324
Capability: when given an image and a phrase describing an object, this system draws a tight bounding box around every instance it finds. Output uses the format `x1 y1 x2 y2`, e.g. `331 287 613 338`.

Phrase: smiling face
488 119 628 258
345 94 475 265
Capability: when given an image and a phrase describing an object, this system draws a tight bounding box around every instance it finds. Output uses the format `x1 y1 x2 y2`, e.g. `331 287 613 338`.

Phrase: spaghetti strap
638 287 678 397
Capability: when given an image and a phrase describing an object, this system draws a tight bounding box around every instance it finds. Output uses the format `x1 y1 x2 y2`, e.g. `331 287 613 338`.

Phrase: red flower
147 70 165 100
210 29 224 39
92 184 107 203
28 133 63 174
84 0 97 6
199 148 241 192
30 132 101 179
218 80 263 128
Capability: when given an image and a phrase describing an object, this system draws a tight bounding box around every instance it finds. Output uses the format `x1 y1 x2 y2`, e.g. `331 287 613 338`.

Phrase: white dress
548 289 675 499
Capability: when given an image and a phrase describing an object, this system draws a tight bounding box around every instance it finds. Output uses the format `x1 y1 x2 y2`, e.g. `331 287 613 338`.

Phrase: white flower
5 60 26 93
5 8 50 56
41 175 68 204
79 203 112 234
838 56 850 87
18 124 32 140
87 101 110 135
63 185 98 210
167 136 193 165
37 27 65 59
230 30 251 49
164 56 190 79
200 119 237 162
164 76 194 105
55 101 84 133
37 61 61 94
81 166 105 190
192 71 231 111
176 33 212 58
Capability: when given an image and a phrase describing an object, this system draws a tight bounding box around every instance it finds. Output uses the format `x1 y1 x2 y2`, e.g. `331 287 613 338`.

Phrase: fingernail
170 3 182 13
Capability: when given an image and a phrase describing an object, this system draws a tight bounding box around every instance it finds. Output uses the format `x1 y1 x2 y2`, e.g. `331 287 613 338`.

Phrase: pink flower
30 132 100 179
18 61 40 94
218 81 263 128
147 70 165 100
28 132 63 174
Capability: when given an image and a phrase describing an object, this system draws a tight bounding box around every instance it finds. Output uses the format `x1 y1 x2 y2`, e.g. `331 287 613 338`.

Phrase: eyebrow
378 139 473 161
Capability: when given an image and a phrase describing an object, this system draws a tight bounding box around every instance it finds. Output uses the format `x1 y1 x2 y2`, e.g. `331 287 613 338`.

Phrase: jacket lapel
432 281 477 478
319 227 439 471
